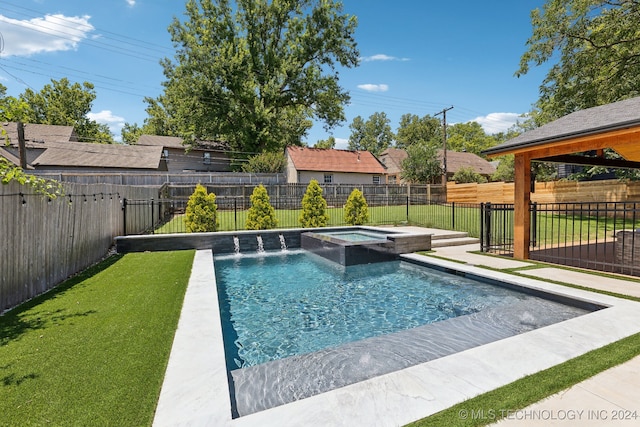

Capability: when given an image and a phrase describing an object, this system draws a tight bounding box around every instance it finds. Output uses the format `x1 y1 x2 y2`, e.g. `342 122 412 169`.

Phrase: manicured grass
0 250 195 426
407 332 640 427
153 203 481 234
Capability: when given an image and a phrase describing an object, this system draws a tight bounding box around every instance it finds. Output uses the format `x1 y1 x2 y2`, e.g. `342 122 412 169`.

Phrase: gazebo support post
513 153 531 260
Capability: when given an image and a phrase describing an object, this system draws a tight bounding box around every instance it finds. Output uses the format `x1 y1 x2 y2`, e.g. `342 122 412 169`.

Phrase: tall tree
151 0 359 155
20 78 113 143
395 113 441 149
0 84 30 122
400 142 443 184
1 86 64 198
517 0 640 123
347 112 394 156
446 121 496 156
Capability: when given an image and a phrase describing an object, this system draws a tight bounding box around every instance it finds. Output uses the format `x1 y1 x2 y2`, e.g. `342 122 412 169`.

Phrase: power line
1 2 174 57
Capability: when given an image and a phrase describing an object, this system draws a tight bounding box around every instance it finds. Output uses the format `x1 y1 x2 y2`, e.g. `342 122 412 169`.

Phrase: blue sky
0 0 549 148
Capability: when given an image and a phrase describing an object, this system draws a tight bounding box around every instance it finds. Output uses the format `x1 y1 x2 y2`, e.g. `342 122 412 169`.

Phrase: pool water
214 250 533 370
319 230 389 242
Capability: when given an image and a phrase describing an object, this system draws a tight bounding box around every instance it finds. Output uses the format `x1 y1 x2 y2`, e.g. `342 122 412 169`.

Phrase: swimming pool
214 249 598 416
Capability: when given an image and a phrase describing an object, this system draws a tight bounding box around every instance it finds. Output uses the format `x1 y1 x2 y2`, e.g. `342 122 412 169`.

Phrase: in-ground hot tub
301 227 432 266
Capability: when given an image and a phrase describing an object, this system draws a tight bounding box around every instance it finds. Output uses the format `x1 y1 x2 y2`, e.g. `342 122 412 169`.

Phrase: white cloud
334 138 349 150
472 112 523 135
360 54 410 62
0 14 94 56
88 110 126 141
126 0 136 7
357 84 389 92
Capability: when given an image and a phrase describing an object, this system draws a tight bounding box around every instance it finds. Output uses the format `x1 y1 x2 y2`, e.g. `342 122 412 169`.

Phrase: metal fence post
480 203 485 251
150 197 155 234
451 201 456 230
234 198 237 231
530 202 537 247
122 198 128 236
406 195 409 222
483 202 492 252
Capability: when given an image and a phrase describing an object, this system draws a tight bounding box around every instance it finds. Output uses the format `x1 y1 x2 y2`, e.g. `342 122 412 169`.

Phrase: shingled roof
444 150 495 175
379 147 495 175
286 146 386 174
1 122 77 145
484 96 640 157
32 141 163 169
137 134 230 151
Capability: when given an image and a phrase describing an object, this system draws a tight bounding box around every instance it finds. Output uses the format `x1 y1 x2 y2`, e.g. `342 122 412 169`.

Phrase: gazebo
483 96 640 260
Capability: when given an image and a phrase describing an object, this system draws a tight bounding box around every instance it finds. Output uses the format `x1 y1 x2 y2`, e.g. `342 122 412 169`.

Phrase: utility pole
435 106 453 194
17 121 27 169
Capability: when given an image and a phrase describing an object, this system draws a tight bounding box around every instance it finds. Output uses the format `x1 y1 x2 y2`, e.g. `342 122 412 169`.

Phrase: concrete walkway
429 243 640 427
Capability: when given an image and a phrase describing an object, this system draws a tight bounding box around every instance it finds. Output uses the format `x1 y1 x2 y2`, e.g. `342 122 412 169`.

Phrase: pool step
430 233 480 248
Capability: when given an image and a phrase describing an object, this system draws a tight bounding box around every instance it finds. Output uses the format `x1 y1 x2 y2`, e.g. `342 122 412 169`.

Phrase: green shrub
184 184 219 232
344 188 369 225
245 184 278 230
299 179 329 227
452 166 488 184
241 152 287 173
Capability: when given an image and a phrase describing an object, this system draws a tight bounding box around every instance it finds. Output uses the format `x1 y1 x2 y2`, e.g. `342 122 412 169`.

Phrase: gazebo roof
484 96 640 164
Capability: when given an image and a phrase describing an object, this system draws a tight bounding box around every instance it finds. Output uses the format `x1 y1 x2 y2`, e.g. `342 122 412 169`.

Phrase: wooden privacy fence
446 179 640 204
0 181 158 313
31 171 286 186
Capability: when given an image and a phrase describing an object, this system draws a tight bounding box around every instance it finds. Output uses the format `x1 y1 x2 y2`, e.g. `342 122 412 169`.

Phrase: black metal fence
481 202 640 277
122 195 481 236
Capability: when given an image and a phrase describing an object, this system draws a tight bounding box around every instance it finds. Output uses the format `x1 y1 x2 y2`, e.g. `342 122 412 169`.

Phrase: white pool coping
153 250 640 427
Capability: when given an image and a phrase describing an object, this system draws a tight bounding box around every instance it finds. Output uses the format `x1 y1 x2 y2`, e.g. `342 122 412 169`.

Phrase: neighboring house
1 123 233 173
285 146 387 185
378 147 496 183
30 141 163 172
2 122 79 166
377 147 406 184
1 122 78 144
0 146 33 169
137 134 232 173
444 150 496 179
1 122 163 172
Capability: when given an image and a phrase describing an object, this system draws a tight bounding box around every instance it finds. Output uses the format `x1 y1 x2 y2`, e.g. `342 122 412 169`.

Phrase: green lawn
0 250 195 426
154 203 481 235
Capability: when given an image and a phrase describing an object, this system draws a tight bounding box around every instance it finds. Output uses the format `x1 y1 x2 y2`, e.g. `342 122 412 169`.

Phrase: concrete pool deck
153 230 640 427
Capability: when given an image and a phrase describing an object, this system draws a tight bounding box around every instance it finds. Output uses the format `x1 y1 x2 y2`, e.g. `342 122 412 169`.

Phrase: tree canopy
395 113 441 149
347 112 394 156
149 0 359 155
518 0 640 123
314 136 336 149
20 78 113 143
446 121 497 157
400 142 442 184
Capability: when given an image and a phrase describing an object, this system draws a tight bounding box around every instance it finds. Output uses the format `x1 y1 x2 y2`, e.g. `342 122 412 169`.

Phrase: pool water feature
301 227 432 265
214 250 600 416
318 229 391 242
